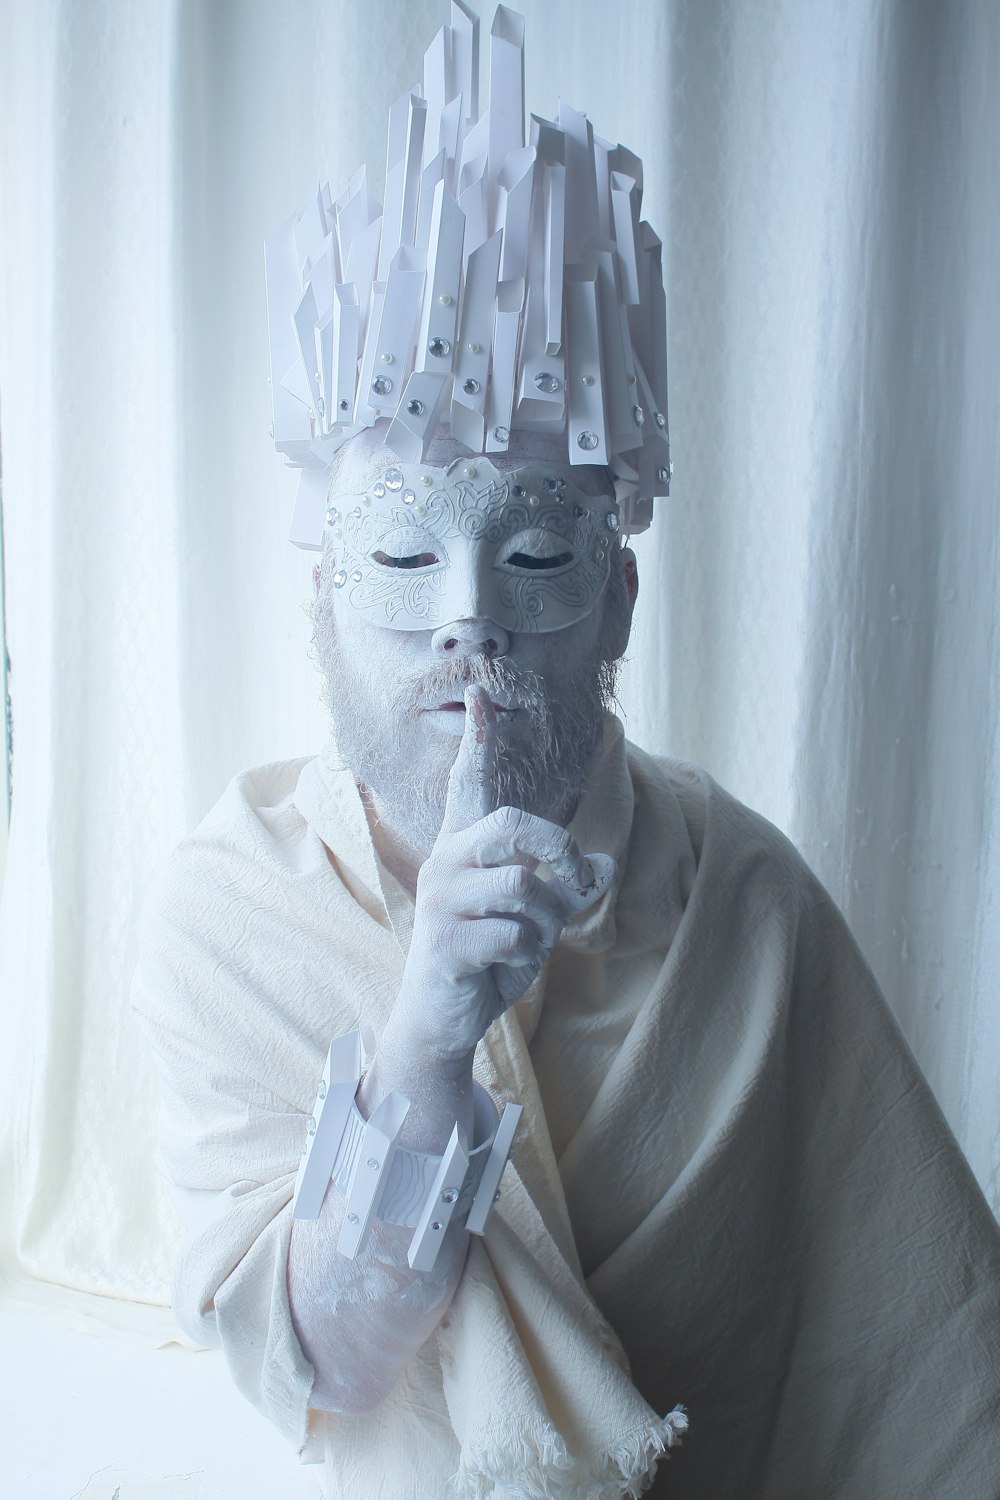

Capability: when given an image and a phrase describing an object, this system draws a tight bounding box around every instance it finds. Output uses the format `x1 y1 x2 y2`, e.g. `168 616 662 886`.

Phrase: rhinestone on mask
351 569 363 582
407 398 425 416
493 425 510 442
325 506 339 527
333 568 347 587
511 483 526 498
402 488 416 504
533 371 560 394
428 336 451 358
541 475 560 491
528 494 540 508
462 377 480 395
384 468 404 491
371 375 392 396
371 481 385 499
577 431 599 450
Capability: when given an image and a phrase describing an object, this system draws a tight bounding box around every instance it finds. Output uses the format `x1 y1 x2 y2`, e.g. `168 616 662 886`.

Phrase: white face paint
323 457 621 634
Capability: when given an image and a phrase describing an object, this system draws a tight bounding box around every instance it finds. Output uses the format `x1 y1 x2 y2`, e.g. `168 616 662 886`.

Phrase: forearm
287 1020 475 1415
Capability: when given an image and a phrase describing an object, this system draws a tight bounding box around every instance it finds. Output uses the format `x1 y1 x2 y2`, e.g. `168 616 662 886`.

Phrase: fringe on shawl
451 1406 689 1500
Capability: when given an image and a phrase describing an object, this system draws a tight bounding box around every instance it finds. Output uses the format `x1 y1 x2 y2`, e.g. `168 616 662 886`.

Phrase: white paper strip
565 263 608 463
484 277 523 451
337 1091 412 1257
292 1030 372 1219
466 1102 522 1235
386 370 453 460
406 1122 471 1272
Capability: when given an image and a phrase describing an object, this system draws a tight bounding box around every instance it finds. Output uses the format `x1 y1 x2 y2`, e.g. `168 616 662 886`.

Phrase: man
133 5 1000 1497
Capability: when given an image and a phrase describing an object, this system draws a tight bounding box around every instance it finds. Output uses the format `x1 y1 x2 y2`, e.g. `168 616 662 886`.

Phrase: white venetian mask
323 456 621 634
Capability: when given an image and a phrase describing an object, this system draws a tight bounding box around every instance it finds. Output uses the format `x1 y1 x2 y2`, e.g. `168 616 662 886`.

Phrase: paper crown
265 1 671 550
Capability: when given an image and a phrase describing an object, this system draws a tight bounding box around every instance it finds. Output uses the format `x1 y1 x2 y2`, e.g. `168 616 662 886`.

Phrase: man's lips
433 699 517 713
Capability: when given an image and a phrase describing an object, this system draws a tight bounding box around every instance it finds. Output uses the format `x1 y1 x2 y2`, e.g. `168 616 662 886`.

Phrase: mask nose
430 618 511 659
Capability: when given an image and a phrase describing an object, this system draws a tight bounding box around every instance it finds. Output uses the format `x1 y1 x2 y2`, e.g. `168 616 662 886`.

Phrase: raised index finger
439 685 498 835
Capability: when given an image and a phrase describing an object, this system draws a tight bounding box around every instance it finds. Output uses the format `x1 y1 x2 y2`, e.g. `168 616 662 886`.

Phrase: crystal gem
324 507 338 527
657 465 669 484
431 1221 443 1231
351 570 362 582
371 375 392 396
347 1212 359 1224
512 483 526 498
462 377 480 395
493 425 510 443
633 404 646 425
582 374 595 387
402 488 416 504
306 1117 316 1136
333 569 347 588
541 475 559 491
428 336 451 358
494 1189 502 1202
441 1188 459 1204
380 351 393 363
407 398 425 416
384 468 404 491
628 373 636 384
606 509 621 532
367 1157 380 1170
318 1081 328 1099
533 371 560 394
528 494 540 508
577 431 599 450
654 410 666 428
340 398 350 411
467 341 481 354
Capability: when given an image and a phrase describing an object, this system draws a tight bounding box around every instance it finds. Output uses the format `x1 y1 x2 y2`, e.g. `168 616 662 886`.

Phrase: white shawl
133 718 1000 1497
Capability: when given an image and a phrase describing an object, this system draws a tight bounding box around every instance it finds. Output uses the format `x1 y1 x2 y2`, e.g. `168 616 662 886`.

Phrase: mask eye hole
371 549 439 569
369 526 442 570
498 528 576 573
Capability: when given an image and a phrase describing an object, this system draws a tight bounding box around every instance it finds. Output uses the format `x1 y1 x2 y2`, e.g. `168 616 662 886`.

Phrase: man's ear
603 546 638 661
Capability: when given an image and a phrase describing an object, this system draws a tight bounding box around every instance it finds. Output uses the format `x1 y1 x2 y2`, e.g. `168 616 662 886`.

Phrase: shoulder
623 738 834 923
135 754 318 978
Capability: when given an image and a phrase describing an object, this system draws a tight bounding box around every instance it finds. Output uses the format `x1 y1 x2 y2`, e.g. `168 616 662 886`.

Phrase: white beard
317 638 616 857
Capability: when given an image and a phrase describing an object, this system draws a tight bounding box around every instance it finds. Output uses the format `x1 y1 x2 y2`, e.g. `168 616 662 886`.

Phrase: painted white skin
287 426 637 1415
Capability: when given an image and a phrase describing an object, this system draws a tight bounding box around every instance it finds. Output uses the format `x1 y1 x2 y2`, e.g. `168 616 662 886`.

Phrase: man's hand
392 684 615 1067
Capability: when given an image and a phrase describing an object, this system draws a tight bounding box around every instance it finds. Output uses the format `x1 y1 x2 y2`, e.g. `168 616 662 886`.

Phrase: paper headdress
265 1 671 549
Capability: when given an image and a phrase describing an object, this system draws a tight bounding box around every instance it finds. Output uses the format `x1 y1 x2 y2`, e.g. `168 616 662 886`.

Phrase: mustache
395 654 551 713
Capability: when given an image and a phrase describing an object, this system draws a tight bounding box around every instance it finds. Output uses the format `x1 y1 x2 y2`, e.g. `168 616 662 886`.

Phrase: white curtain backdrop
1 0 997 1337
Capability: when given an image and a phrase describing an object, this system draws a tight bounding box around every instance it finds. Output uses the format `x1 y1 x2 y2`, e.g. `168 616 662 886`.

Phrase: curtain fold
0 0 997 1333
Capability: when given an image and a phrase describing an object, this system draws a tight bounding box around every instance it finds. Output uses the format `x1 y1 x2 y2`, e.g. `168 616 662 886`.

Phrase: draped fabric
0 0 997 1347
